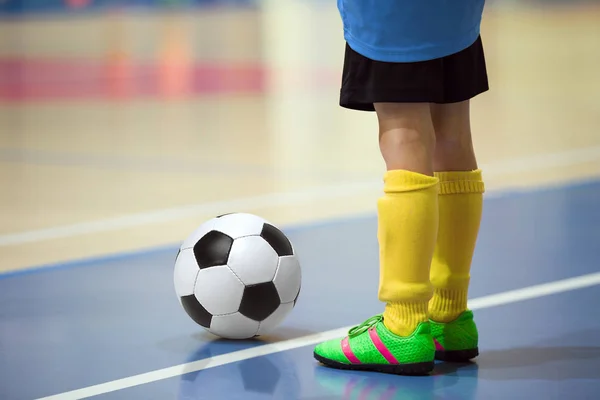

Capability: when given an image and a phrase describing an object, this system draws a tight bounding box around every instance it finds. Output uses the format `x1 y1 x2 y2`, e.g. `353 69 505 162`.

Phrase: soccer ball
173 213 302 339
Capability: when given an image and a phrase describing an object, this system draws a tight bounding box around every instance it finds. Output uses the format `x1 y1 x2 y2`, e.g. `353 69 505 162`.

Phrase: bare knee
374 103 436 175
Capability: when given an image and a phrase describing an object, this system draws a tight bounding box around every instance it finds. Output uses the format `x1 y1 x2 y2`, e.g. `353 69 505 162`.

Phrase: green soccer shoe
313 314 435 375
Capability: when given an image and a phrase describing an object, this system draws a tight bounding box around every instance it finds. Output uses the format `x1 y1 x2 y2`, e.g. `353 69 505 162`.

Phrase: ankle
383 301 429 337
428 288 468 323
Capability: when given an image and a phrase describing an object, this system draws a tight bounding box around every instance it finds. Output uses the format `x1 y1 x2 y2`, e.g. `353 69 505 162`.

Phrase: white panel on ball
212 213 269 239
194 266 245 315
256 302 294 336
227 236 279 285
210 313 260 339
180 219 216 250
173 248 200 297
273 256 302 303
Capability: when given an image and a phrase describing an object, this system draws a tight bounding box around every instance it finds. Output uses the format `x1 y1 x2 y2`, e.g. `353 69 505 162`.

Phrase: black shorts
340 36 489 111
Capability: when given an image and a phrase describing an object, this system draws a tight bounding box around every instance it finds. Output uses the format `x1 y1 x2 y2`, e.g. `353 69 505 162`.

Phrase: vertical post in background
157 0 192 99
104 4 134 99
260 0 348 191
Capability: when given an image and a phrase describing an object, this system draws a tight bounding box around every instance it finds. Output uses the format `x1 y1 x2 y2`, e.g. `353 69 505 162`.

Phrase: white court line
0 181 380 247
37 271 600 400
2 145 600 247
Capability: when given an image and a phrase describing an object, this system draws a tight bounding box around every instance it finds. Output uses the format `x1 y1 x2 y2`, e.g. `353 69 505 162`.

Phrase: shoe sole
435 347 479 362
314 352 434 376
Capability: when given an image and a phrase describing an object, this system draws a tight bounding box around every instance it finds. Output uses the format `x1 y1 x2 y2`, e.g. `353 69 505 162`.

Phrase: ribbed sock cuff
383 301 429 337
435 169 485 195
428 288 468 323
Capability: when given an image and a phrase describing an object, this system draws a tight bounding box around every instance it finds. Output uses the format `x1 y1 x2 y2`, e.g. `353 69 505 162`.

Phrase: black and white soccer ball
174 213 301 339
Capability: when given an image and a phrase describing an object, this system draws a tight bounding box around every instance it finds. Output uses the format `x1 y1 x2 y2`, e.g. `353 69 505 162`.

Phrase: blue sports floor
1 179 600 400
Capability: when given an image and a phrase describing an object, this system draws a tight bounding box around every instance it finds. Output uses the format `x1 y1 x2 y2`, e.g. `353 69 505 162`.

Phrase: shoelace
348 314 383 338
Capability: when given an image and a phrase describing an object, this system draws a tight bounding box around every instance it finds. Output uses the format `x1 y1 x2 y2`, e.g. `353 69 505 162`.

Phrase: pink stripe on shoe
341 337 361 364
368 327 400 364
434 339 445 351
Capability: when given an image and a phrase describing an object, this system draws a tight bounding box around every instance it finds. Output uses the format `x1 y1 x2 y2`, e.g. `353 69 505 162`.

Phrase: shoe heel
435 347 479 362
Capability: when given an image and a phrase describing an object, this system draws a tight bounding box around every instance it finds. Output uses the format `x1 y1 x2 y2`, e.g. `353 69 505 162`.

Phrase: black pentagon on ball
180 295 212 328
260 224 293 257
193 230 233 269
239 281 281 321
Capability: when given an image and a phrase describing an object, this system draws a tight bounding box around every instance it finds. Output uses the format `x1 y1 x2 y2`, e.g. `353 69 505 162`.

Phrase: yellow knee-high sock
378 169 439 337
429 169 485 323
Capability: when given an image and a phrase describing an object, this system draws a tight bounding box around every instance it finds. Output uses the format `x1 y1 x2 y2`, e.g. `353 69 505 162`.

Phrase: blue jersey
338 0 486 62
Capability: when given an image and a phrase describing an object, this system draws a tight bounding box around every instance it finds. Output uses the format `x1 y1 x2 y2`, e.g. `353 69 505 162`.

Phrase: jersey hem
344 26 481 63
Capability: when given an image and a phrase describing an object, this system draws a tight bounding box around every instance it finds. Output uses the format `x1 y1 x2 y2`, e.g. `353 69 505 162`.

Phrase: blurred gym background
1 0 599 272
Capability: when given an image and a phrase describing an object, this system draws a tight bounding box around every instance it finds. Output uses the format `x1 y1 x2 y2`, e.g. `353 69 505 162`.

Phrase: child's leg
374 103 439 337
432 101 478 173
428 100 484 361
313 102 439 375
